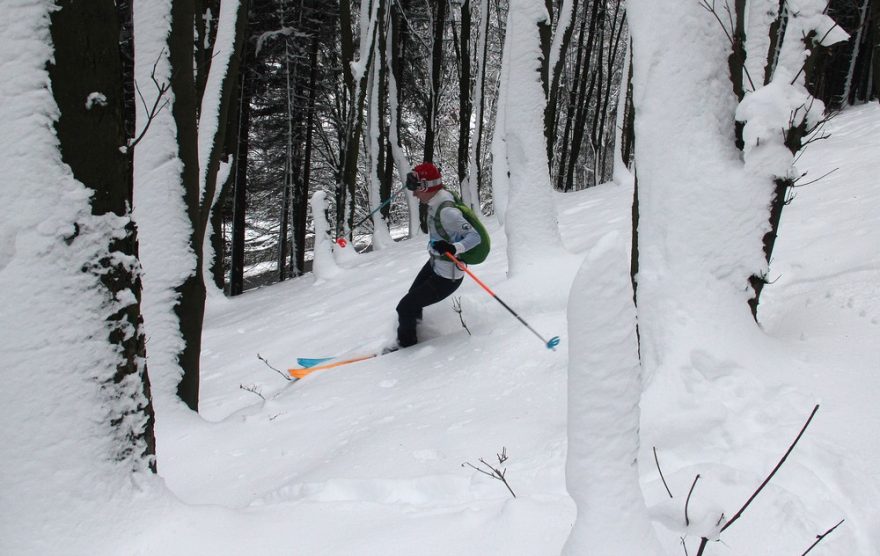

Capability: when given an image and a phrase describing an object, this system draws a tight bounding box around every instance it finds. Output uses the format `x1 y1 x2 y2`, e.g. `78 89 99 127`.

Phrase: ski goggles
405 171 442 192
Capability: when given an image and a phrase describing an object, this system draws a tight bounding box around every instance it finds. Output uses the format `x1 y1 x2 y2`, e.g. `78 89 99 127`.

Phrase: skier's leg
396 267 462 347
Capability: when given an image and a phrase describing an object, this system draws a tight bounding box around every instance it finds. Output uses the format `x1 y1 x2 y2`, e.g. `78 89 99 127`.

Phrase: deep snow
2 100 878 554
69 103 875 556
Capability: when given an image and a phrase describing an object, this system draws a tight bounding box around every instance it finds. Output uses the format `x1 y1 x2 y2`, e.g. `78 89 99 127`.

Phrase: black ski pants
396 261 462 347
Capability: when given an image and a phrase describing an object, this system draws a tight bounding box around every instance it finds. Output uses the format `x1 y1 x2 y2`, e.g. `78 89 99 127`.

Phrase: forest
2 0 879 554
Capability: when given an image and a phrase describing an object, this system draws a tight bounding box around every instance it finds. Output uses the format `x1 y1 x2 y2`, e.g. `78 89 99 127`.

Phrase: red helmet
408 162 443 192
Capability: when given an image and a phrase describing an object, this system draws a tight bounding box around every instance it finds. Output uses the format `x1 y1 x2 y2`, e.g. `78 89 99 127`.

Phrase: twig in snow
239 384 265 400
681 537 690 556
257 353 294 381
801 519 845 555
654 446 674 499
451 296 472 336
696 404 821 555
462 447 516 499
685 474 701 527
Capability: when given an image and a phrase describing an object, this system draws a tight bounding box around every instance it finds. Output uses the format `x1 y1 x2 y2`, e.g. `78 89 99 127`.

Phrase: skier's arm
439 206 481 255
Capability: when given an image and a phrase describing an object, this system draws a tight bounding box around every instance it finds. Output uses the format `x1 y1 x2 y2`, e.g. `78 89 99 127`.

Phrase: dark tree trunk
473 0 492 198
424 0 447 162
544 0 579 171
870 0 880 99
209 0 250 291
373 0 391 221
48 0 156 469
621 46 635 167
556 5 590 190
168 0 205 411
298 32 320 268
458 0 473 186
230 47 253 297
338 0 377 235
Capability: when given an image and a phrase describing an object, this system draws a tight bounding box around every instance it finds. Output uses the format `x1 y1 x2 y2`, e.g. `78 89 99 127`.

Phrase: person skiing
392 162 482 349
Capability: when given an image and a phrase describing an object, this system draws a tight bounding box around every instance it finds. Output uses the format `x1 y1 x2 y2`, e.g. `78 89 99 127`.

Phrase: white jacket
425 189 482 280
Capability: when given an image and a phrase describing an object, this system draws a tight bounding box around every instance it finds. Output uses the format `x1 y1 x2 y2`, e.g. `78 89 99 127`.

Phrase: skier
391 162 482 350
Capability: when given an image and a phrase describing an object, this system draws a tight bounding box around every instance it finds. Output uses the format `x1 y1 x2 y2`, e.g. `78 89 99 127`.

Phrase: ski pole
444 252 560 350
337 187 407 246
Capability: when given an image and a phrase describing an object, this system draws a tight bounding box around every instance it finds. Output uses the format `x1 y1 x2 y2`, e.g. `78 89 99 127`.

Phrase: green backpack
433 190 491 265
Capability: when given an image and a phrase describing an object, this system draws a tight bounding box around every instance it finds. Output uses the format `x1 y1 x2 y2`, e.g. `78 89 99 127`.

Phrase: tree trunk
168 0 204 411
207 0 249 291
338 0 379 237
424 0 447 162
871 0 880 99
467 0 492 207
544 0 579 171
299 32 320 270
48 0 156 469
230 50 253 296
457 0 473 188
556 7 590 190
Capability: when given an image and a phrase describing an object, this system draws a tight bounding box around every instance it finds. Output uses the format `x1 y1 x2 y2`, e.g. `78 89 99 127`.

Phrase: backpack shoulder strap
433 199 456 241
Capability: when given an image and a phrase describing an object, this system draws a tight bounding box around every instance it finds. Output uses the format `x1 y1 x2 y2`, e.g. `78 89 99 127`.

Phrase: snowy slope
148 106 877 556
3 101 878 554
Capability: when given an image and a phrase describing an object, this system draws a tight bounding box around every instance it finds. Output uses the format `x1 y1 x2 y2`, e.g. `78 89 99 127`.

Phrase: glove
432 240 456 256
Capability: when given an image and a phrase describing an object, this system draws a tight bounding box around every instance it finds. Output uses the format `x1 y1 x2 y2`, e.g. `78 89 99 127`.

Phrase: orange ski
288 353 378 379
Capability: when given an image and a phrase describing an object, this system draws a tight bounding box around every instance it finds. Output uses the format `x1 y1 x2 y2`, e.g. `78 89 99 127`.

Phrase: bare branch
126 51 172 154
720 404 820 534
654 447 674 499
685 474 701 527
462 447 516 498
793 167 839 188
801 519 845 555
451 296 472 335
239 384 265 400
258 353 294 381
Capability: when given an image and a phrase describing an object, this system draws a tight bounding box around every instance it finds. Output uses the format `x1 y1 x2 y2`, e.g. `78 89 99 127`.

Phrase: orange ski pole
444 252 560 350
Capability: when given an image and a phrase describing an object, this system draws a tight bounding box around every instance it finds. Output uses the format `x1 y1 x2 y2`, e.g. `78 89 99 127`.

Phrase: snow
3 2 879 554
3 100 879 552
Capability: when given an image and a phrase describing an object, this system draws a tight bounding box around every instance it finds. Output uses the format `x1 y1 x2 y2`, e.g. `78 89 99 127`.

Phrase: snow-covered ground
63 104 873 555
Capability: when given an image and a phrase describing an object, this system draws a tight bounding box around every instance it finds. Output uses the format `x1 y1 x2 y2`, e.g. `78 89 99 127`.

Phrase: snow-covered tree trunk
544 0 577 171
385 8 419 237
310 192 341 280
338 0 380 237
490 16 512 226
735 0 848 317
564 233 662 555
627 0 779 371
133 1 200 413
134 0 246 412
464 0 490 212
200 0 247 297
367 0 394 251
612 36 633 187
1 0 156 549
495 0 564 276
